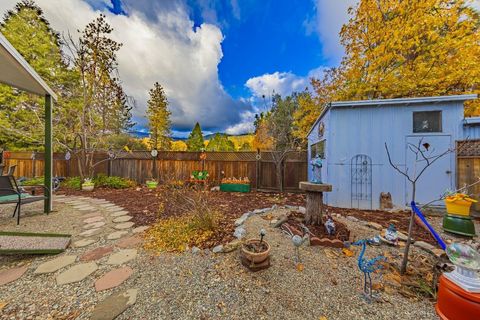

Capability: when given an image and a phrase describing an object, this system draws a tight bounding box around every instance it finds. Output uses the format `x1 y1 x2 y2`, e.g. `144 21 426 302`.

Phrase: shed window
311 140 326 159
413 111 442 133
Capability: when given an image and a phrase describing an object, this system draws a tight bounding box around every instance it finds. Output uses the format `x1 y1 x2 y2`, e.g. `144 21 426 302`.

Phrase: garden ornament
281 224 309 264
310 155 323 184
384 224 399 245
324 213 335 235
259 229 266 243
350 239 386 301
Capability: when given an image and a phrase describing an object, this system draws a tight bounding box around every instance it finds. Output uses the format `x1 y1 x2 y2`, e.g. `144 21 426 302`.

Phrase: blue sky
0 0 357 137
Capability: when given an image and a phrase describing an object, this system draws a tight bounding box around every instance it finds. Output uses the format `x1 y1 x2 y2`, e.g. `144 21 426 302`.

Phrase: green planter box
220 183 250 193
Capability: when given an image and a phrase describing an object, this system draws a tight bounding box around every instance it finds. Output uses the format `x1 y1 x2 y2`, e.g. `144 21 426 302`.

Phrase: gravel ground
0 197 461 319
0 235 70 251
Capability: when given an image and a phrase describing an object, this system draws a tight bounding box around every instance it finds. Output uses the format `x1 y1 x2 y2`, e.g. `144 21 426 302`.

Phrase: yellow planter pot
445 198 473 216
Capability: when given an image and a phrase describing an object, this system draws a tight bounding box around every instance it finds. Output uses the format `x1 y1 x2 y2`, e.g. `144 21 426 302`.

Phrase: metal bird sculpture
282 224 310 264
351 239 386 300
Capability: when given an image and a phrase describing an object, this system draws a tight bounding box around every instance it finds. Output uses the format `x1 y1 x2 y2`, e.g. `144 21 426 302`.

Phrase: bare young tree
385 139 463 274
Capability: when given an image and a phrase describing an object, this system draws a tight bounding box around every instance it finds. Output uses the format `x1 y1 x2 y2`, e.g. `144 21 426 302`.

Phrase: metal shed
307 94 479 210
0 31 57 212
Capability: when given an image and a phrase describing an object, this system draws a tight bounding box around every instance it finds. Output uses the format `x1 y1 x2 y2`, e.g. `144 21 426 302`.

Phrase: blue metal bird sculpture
351 239 386 300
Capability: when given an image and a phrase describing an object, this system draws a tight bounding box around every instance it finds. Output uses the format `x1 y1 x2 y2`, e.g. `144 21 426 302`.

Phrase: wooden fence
457 140 480 211
2 150 308 192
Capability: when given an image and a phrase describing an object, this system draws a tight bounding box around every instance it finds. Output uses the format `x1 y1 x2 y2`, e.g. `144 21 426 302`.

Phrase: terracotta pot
241 239 271 263
436 274 480 319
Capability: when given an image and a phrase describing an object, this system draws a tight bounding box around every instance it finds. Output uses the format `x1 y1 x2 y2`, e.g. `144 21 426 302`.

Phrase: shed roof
308 94 479 137
0 32 57 99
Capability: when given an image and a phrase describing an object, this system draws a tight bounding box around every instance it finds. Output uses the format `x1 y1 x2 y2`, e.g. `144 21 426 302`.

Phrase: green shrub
20 176 44 186
64 177 81 189
93 174 135 189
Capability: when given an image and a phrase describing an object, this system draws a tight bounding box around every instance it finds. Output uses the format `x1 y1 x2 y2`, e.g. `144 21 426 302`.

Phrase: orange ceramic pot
436 275 480 320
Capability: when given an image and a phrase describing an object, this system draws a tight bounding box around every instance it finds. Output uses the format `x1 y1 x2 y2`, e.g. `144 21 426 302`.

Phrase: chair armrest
0 188 21 202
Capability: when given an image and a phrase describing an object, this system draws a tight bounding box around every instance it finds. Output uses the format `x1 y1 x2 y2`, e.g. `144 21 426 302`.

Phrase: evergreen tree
147 82 171 150
186 122 205 151
206 133 235 151
0 0 78 149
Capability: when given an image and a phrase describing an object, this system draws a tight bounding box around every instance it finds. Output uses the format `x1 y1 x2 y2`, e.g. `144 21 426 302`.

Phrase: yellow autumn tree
147 82 171 150
252 118 274 151
292 90 329 144
331 0 480 115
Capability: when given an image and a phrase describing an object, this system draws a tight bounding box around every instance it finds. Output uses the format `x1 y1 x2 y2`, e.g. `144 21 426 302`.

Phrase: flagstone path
0 194 150 319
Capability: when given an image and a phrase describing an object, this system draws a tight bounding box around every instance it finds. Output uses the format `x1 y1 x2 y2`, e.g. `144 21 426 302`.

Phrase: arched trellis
351 154 372 209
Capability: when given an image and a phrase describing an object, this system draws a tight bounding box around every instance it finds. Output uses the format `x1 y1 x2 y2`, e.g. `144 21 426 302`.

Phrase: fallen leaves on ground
342 248 354 257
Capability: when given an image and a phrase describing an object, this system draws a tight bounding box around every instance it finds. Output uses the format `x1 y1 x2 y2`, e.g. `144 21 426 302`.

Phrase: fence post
31 151 36 177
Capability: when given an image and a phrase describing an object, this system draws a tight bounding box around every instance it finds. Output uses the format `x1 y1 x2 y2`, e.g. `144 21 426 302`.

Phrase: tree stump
299 182 332 226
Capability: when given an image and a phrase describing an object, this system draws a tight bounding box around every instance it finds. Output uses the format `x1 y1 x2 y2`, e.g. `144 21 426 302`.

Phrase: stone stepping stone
80 246 114 262
56 262 98 285
99 203 116 208
74 204 93 209
107 231 128 240
83 212 102 219
106 249 137 265
84 216 105 224
0 266 28 285
91 289 138 320
116 236 142 249
111 211 129 217
132 226 148 234
83 222 106 229
78 207 95 212
79 228 103 237
106 207 125 212
113 216 132 223
114 222 134 230
73 239 97 248
94 266 133 291
34 255 77 274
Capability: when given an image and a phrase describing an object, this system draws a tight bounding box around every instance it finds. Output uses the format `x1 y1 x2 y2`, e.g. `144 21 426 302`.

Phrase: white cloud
0 0 251 132
245 72 309 99
306 0 358 64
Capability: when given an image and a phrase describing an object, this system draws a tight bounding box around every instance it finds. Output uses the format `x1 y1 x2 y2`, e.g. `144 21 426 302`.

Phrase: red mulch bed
60 187 438 246
285 211 351 242
325 206 437 245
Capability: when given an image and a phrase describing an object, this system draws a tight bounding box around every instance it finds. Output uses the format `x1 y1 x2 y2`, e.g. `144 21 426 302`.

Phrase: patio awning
0 31 56 213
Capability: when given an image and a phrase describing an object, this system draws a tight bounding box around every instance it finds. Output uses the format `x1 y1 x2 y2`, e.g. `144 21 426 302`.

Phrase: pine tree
186 122 205 151
206 133 235 151
0 0 78 149
147 82 171 150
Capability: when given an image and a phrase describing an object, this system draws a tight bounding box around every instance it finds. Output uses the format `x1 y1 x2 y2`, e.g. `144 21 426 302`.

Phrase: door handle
446 170 452 174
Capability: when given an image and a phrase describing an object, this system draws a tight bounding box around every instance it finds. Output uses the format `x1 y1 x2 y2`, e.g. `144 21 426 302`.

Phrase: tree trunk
304 191 324 225
401 183 416 274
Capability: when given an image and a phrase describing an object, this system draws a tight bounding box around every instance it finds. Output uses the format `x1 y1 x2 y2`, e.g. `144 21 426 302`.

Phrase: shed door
405 135 453 206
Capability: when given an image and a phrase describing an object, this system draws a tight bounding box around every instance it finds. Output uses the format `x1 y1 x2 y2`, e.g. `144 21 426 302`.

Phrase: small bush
93 174 135 189
64 177 81 189
20 176 44 186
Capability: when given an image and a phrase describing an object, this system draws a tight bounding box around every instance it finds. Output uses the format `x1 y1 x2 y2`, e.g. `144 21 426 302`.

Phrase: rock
106 249 137 265
34 255 77 274
94 267 133 292
191 246 201 254
271 204 279 210
107 231 129 240
367 222 383 230
113 216 132 223
285 205 298 210
270 219 279 225
397 232 410 242
212 245 223 253
73 239 97 248
80 246 114 262
132 226 149 234
83 221 106 229
83 216 105 224
56 262 98 285
414 241 436 254
111 211 129 217
210 186 220 191
0 266 28 285
298 206 306 214
114 222 135 230
79 228 102 237
223 240 241 253
431 248 446 258
273 215 288 228
116 236 142 249
234 213 250 226
346 216 359 222
233 226 246 239
91 289 138 320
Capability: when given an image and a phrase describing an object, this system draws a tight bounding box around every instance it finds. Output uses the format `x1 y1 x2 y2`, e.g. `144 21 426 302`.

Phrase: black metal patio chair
0 175 49 225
